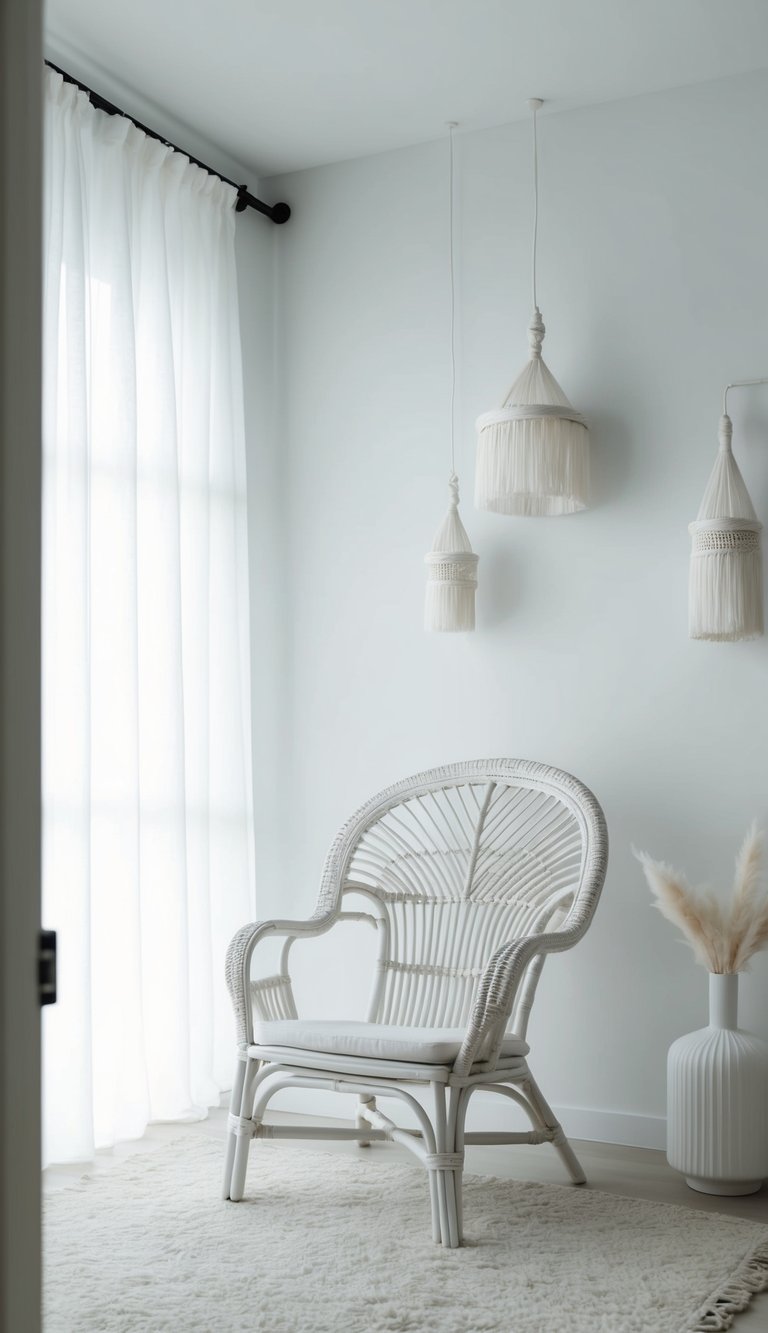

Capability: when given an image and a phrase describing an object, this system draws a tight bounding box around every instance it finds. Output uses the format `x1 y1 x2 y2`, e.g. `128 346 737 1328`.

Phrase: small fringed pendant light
424 123 478 632
475 99 589 516
689 379 767 642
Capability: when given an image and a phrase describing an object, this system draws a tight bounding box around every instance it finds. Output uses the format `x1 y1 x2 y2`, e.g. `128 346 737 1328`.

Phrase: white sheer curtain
42 70 255 1165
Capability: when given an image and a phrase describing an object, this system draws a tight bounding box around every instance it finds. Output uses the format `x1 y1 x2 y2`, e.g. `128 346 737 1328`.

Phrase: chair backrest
318 760 607 1037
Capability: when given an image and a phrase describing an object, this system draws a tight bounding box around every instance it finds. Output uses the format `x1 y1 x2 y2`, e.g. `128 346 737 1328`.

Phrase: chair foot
553 1128 587 1185
427 1167 463 1247
222 1135 237 1200
444 1169 463 1248
356 1093 376 1148
229 1132 251 1202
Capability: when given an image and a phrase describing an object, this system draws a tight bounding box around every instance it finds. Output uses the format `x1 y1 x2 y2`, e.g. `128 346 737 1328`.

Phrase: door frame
0 0 43 1328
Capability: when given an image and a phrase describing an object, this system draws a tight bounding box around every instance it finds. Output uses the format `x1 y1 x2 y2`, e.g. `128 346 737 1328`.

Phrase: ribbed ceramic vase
667 972 768 1195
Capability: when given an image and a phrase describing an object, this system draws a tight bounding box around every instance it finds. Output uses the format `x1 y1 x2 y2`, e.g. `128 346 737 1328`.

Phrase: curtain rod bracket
236 185 290 223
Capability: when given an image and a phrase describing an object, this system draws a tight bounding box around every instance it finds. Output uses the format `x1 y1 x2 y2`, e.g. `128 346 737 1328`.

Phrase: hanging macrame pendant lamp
475 99 589 516
689 380 766 642
425 473 478 631
424 123 478 632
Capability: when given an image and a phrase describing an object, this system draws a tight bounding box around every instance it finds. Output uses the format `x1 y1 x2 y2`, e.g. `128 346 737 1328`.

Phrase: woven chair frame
224 759 608 1246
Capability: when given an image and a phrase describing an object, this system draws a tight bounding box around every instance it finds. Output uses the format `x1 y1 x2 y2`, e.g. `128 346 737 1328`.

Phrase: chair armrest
225 912 337 1047
226 890 384 1048
453 927 572 1077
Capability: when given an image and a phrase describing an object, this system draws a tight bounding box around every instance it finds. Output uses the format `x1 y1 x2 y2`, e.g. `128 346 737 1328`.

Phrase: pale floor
45 1107 768 1330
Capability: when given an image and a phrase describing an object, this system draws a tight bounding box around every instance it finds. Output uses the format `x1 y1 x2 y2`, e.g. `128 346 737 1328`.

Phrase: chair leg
448 1086 466 1246
432 1083 460 1249
229 1056 260 1202
221 1055 246 1199
524 1070 586 1185
356 1093 375 1148
442 1171 459 1250
427 1170 442 1245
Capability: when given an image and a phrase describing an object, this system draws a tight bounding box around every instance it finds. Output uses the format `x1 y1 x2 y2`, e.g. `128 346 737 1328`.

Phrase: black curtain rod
45 60 290 225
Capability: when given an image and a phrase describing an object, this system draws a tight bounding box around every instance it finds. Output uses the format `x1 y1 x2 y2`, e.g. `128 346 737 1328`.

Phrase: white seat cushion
251 1019 529 1065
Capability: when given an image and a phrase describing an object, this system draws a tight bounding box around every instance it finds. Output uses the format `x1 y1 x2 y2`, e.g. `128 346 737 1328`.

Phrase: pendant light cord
531 101 539 312
448 122 457 477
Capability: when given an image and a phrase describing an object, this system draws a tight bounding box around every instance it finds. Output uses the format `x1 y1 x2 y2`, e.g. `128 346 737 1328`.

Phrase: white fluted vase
667 972 768 1195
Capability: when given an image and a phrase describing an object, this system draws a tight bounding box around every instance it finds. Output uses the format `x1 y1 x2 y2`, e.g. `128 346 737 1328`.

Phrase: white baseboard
550 1104 666 1151
266 1087 667 1152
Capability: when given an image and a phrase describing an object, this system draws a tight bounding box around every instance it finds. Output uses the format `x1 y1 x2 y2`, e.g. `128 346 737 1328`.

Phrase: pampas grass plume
634 825 768 973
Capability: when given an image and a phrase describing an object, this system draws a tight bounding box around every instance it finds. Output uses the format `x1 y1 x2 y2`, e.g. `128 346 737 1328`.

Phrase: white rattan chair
224 759 608 1247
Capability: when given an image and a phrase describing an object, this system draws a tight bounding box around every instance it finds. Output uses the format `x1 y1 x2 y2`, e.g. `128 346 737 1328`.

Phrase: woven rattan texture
226 760 608 1061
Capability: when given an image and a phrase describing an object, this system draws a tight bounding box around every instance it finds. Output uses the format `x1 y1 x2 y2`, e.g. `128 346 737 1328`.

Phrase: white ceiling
45 0 768 179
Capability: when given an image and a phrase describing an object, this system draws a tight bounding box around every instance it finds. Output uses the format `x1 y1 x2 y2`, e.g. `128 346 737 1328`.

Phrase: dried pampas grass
635 824 768 973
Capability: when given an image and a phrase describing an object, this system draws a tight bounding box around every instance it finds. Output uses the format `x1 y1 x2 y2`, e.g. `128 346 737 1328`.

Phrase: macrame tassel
475 310 589 516
425 474 479 632
689 415 763 642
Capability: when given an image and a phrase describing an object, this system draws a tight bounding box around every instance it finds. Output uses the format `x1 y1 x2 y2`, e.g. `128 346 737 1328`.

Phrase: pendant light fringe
689 413 763 641
475 418 589 516
424 582 477 633
425 474 478 632
688 527 762 642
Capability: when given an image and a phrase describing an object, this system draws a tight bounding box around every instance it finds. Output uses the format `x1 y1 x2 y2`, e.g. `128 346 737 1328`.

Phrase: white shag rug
44 1136 768 1333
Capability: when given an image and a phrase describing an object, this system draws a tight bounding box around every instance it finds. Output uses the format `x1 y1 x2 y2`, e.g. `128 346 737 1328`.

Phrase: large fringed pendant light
424 123 478 632
475 99 589 516
689 378 767 642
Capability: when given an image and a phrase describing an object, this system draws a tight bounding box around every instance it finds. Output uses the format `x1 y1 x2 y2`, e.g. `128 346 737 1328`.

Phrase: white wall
254 69 768 1146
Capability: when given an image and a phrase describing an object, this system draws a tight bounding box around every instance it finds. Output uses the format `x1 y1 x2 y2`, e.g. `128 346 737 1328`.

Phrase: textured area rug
45 1136 768 1332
